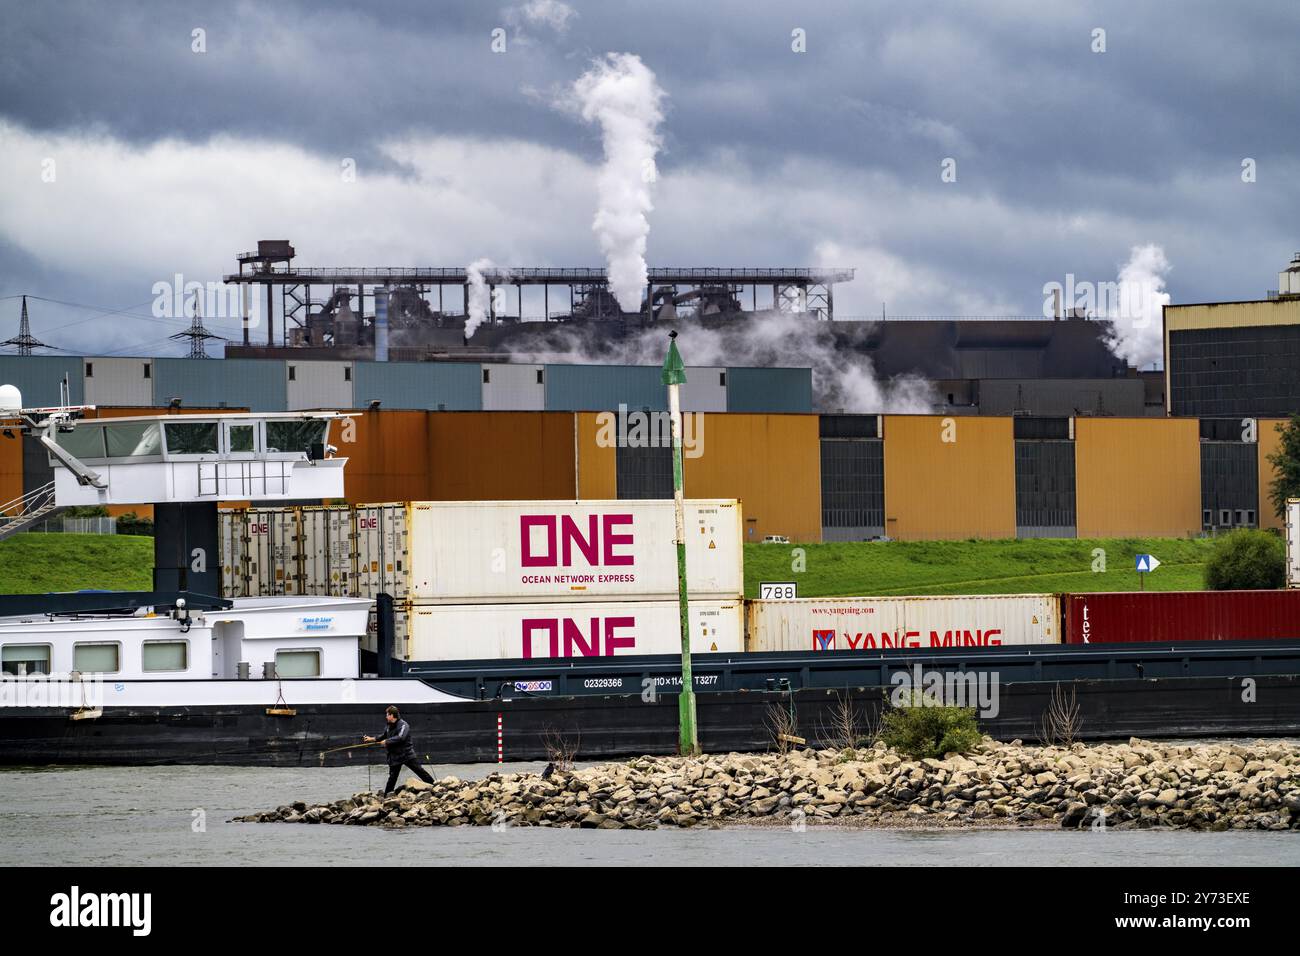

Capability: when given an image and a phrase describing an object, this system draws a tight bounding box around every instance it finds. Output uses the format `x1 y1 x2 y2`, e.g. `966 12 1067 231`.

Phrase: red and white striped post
497 712 503 764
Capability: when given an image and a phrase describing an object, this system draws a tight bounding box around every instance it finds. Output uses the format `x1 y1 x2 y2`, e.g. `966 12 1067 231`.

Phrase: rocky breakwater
236 738 1300 831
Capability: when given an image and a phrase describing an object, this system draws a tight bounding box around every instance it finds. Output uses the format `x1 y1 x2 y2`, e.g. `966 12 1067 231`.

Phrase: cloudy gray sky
1 0 1296 356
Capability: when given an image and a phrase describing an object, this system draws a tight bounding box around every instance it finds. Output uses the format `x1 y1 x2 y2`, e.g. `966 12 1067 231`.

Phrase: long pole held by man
663 331 699 755
364 705 435 794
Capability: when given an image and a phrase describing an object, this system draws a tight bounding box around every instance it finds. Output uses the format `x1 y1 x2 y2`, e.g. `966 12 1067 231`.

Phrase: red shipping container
1062 591 1300 644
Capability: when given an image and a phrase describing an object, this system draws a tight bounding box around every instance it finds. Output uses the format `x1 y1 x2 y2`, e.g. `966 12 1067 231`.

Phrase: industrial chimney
1278 252 1300 298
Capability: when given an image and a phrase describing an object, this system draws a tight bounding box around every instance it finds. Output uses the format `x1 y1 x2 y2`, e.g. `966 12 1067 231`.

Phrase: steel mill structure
222 240 856 357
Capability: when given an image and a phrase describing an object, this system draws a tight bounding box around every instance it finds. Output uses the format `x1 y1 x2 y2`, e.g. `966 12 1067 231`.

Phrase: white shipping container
746 594 1061 653
220 503 409 601
245 507 301 596
365 604 409 658
407 499 743 603
218 510 249 598
299 506 352 596
1288 499 1300 589
352 503 409 598
406 599 743 662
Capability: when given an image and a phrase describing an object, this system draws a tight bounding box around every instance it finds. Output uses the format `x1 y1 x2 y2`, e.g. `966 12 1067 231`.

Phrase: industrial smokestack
465 258 496 340
570 53 665 314
374 287 389 362
1279 252 1300 298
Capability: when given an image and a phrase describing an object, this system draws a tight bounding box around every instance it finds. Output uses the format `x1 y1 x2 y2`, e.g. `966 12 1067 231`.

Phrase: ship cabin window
55 422 165 462
142 640 188 673
265 420 328 455
275 649 321 678
164 421 219 456
2 644 51 676
104 422 162 458
73 642 120 674
54 426 107 460
228 423 256 453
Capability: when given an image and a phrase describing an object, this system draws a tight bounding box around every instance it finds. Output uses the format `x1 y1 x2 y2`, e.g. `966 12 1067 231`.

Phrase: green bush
878 695 982 760
63 505 109 518
1203 530 1285 591
116 512 154 537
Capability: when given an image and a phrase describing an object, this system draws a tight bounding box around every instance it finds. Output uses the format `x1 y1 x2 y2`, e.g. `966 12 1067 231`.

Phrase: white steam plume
1104 244 1171 368
570 54 665 314
465 257 499 340
507 311 937 413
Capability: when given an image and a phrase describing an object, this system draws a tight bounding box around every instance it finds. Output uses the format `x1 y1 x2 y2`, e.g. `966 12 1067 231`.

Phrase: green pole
662 331 698 755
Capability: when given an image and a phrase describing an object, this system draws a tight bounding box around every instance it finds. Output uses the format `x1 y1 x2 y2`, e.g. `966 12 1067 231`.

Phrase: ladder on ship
0 481 66 541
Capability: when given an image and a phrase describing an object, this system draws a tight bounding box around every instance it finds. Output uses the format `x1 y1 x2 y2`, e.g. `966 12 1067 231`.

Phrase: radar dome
0 384 22 416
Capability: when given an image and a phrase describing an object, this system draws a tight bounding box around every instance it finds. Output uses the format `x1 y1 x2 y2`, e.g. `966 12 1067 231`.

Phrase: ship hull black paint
1 675 1297 766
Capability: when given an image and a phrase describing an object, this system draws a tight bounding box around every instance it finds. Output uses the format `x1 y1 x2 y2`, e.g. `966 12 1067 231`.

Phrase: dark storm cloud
1 0 1297 353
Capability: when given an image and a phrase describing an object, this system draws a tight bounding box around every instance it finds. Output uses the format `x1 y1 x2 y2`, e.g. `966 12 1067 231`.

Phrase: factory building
0 356 812 415
1165 253 1300 417
210 241 1158 417
3 404 1291 544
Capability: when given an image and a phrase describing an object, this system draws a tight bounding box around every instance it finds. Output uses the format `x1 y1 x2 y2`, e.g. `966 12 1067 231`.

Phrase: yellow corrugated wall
1075 417 1201 537
427 412 575 500
0 433 21 510
683 413 821 542
882 415 1015 540
575 412 617 500
339 409 431 505
1258 417 1290 531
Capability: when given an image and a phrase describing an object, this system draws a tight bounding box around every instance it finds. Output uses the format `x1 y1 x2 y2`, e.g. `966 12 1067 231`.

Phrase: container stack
746 594 1060 653
219 499 745 661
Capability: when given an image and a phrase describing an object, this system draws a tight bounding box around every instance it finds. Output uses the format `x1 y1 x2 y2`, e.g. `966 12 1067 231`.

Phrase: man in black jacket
364 706 435 794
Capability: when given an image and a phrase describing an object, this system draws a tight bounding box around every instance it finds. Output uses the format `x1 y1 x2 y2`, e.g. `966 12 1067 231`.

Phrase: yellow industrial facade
1163 297 1300 415
881 416 1016 540
682 413 822 543
1258 418 1289 532
1075 417 1202 538
2 406 1294 543
573 411 821 541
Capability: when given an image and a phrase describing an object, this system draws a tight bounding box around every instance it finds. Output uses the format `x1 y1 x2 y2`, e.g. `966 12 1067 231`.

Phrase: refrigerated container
299 505 352 596
218 509 249 598
405 499 743 604
365 604 408 658
220 499 742 604
404 599 743 662
746 594 1060 653
1062 590 1300 644
1288 499 1300 588
351 503 409 598
244 506 301 596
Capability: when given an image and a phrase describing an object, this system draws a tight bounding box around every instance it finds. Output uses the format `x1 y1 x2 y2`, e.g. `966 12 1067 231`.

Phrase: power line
1 296 49 355
168 298 225 359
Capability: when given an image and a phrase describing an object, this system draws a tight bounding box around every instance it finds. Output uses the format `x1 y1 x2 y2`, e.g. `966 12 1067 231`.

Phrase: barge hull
1 675 1298 766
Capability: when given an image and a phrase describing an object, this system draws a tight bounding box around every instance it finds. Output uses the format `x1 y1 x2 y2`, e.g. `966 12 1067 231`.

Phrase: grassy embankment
0 533 1217 597
0 533 154 593
742 537 1218 598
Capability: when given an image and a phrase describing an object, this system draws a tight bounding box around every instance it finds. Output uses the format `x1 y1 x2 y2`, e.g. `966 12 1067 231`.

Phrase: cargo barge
3 392 1300 767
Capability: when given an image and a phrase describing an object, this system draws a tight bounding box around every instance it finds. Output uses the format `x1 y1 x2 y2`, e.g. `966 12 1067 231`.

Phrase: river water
2 762 1297 866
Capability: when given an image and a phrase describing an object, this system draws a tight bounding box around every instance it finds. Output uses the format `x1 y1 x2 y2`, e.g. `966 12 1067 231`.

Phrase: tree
1265 414 1300 521
1203 530 1285 591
